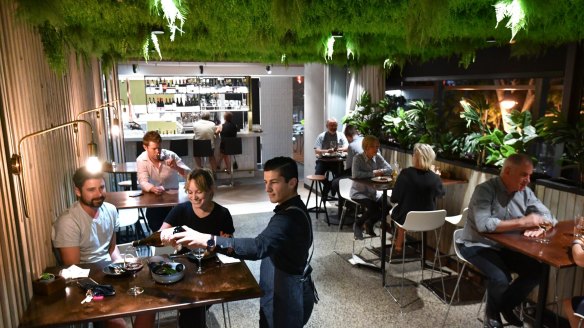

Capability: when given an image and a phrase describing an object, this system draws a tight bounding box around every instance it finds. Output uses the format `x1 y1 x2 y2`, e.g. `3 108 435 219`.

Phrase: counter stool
222 137 242 186
135 141 144 160
333 178 362 250
117 209 141 243
385 209 447 308
305 175 330 225
193 139 214 169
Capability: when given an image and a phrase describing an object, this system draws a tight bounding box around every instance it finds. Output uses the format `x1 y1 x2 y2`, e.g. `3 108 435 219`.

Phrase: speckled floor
147 169 493 328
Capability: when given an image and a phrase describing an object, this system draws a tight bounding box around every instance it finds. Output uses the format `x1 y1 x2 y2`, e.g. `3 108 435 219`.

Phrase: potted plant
38 272 55 283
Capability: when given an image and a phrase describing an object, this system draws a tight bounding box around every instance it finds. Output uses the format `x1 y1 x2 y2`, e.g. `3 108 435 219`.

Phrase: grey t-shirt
52 201 119 263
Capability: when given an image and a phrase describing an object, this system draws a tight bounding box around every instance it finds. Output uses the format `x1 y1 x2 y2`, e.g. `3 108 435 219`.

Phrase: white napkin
59 265 90 279
217 253 240 264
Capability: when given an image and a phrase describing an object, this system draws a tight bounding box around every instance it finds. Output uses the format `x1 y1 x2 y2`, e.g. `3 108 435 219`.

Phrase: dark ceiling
15 0 584 70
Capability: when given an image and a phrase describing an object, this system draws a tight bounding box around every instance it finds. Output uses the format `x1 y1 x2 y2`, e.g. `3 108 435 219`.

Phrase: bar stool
170 139 189 157
333 178 362 250
193 139 214 169
385 209 447 308
305 175 330 225
135 141 144 160
222 137 242 186
117 209 141 243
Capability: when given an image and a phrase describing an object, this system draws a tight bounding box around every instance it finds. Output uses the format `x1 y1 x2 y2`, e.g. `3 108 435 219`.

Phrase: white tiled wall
259 77 294 163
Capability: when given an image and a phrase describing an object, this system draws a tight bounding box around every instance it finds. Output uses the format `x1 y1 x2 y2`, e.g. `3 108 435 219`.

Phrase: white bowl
150 262 185 284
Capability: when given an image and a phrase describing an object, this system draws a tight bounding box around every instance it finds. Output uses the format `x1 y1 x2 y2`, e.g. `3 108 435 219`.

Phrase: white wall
259 77 294 163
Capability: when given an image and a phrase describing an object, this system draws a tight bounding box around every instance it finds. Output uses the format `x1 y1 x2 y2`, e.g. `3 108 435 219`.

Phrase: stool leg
306 181 314 209
314 181 320 220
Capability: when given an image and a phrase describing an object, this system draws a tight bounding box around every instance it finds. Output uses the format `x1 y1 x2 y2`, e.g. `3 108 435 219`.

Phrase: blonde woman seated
389 143 445 252
160 168 234 328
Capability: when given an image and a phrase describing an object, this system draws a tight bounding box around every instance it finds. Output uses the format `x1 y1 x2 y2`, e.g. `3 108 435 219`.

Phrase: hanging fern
494 0 527 41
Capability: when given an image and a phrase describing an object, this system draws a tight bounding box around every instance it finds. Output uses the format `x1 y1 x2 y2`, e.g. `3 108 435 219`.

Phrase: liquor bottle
132 226 185 247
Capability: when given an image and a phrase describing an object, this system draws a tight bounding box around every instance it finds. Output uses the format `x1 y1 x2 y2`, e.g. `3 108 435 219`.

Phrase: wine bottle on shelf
132 226 185 247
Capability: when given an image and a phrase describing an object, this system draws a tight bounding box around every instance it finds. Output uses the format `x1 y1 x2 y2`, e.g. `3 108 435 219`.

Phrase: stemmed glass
192 248 206 274
125 246 144 295
330 140 337 152
535 215 554 244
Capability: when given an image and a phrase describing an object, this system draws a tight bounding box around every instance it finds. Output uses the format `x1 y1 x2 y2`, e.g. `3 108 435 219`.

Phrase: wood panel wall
0 1 114 326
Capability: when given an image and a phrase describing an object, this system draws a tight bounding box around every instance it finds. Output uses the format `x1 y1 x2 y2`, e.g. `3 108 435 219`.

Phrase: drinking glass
192 248 206 274
535 215 554 244
574 214 584 238
125 246 144 295
330 140 337 152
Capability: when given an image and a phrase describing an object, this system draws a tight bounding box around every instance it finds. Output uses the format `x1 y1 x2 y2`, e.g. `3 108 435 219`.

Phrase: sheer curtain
345 65 384 113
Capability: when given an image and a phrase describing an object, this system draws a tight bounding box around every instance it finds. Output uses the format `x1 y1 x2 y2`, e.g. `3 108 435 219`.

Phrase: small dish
150 262 185 284
371 176 392 183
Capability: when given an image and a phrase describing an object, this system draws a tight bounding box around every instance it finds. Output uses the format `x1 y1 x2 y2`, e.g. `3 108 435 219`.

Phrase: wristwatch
207 235 216 250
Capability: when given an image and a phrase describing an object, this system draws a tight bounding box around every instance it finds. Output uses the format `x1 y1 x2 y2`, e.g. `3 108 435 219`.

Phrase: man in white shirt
137 130 190 231
193 112 219 171
314 118 349 200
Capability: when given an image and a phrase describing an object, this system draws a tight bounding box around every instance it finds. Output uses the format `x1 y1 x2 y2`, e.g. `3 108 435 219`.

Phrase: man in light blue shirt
458 153 556 328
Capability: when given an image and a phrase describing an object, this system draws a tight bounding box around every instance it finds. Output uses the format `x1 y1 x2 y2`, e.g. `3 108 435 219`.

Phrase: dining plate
103 261 144 276
371 176 392 183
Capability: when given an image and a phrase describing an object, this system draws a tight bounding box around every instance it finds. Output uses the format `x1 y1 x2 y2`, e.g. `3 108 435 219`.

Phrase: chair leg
441 262 467 328
333 205 347 250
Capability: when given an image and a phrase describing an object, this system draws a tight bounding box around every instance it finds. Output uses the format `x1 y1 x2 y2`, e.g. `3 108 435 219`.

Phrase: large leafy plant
479 110 538 166
536 108 584 183
343 92 404 138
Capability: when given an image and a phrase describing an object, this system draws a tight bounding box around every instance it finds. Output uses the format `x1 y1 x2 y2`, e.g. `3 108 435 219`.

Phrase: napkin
59 265 90 279
217 253 240 264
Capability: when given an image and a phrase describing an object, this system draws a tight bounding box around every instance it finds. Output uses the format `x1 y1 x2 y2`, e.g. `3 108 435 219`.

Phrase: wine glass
535 215 554 244
192 248 206 274
125 246 144 295
330 140 337 152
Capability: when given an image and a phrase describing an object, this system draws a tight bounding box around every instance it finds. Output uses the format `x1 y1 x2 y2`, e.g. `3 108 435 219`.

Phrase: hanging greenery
14 0 584 70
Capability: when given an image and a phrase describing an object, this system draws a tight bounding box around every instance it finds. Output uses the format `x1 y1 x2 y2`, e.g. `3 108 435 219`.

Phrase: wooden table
351 177 395 285
105 188 188 210
103 162 138 190
105 185 187 238
20 257 262 327
482 220 576 328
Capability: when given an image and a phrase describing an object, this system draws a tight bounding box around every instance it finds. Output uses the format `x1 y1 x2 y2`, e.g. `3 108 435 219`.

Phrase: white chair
443 228 478 327
117 209 140 243
445 207 469 227
385 209 447 308
333 178 362 250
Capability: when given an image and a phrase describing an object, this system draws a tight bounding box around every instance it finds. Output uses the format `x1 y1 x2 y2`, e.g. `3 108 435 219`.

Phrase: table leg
131 173 138 190
534 264 549 328
381 189 387 286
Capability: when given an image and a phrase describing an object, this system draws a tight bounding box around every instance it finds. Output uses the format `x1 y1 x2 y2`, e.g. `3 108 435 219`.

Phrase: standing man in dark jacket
163 156 316 328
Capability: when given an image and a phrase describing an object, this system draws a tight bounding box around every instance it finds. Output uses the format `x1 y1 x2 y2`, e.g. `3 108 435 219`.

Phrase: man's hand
164 226 209 248
523 227 544 237
521 213 546 228
373 169 384 177
165 157 177 169
150 186 165 195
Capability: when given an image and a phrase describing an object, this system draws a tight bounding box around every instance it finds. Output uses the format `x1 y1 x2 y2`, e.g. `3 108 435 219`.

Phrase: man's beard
80 196 105 208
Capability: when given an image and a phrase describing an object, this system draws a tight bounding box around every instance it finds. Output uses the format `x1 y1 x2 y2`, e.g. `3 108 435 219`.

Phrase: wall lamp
199 65 204 75
10 120 99 218
76 101 122 136
266 65 272 74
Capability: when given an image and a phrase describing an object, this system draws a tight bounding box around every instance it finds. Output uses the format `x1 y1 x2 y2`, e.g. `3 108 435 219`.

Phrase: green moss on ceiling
14 0 584 71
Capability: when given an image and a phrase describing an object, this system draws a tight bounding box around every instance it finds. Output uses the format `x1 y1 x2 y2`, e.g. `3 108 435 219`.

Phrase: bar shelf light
10 120 99 218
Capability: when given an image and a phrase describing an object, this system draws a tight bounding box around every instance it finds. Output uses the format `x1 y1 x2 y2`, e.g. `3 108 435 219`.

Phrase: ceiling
15 0 584 71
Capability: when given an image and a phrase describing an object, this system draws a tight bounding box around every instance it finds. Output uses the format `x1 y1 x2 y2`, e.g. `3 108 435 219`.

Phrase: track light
266 65 272 74
199 65 204 75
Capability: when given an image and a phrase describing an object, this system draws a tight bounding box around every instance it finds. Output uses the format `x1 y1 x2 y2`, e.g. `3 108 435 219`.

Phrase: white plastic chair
385 209 447 308
333 178 362 250
445 207 469 227
117 209 140 242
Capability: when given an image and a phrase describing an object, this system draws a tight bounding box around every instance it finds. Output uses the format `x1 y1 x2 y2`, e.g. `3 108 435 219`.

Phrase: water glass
575 214 584 238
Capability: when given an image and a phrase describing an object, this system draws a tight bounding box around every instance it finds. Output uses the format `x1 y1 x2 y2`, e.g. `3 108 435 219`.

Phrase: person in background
160 168 234 327
331 125 363 208
351 135 392 239
217 111 238 173
163 157 316 328
137 130 190 231
390 143 445 252
458 153 556 328
52 167 153 328
314 118 349 200
193 112 220 171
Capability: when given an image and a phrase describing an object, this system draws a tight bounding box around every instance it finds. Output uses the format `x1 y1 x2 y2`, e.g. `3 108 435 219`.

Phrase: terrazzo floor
144 167 540 328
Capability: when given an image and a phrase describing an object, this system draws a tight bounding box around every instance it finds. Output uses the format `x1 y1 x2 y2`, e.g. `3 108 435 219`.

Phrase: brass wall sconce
10 119 98 218
76 101 122 136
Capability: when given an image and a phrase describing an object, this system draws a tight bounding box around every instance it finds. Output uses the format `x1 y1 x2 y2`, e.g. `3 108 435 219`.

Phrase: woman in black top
160 168 234 327
390 143 444 252
218 111 238 173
